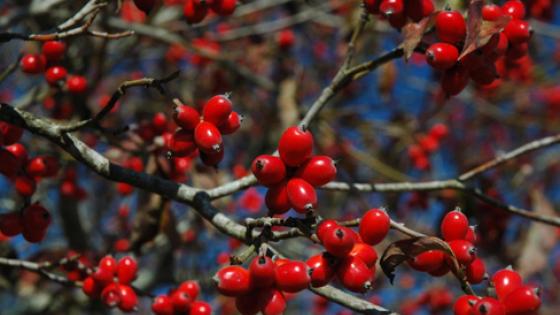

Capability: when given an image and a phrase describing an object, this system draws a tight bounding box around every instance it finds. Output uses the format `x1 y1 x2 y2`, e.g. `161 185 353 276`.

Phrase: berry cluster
167 94 241 167
183 0 237 24
408 209 484 282
0 203 51 242
363 0 435 29
20 41 88 94
407 123 449 171
82 256 139 312
454 268 541 315
59 167 88 201
426 1 532 96
151 280 212 315
251 126 337 214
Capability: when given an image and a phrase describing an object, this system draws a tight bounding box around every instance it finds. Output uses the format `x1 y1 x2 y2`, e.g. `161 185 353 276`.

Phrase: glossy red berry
26 156 59 178
349 243 378 268
265 182 291 214
306 253 336 287
472 297 505 315
183 0 208 24
249 256 276 288
502 0 526 20
203 95 233 126
194 121 223 153
45 66 67 85
274 260 310 293
454 295 481 315
466 257 487 284
336 256 374 293
190 301 212 315
152 295 174 315
316 219 339 243
261 289 287 315
322 227 355 257
441 209 469 241
66 75 88 94
428 262 450 277
294 155 337 186
42 41 66 62
0 122 23 146
117 256 138 284
448 240 476 265
101 283 121 307
174 105 200 130
94 255 117 284
236 293 261 315
482 4 503 21
435 11 467 44
20 54 45 74
170 290 192 312
359 208 390 245
133 0 156 14
251 155 286 186
178 280 200 300
14 175 36 197
117 284 138 312
429 123 449 140
379 0 404 16
210 0 237 16
214 265 251 297
441 64 469 96
426 43 459 70
491 268 523 300
503 20 531 44
0 212 22 236
286 178 317 213
405 0 434 22
200 144 224 166
408 250 445 272
218 111 241 134
170 129 197 157
503 285 541 314
278 126 314 167
82 276 101 298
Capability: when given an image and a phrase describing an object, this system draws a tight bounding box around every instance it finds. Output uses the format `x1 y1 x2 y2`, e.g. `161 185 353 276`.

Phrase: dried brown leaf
400 15 434 61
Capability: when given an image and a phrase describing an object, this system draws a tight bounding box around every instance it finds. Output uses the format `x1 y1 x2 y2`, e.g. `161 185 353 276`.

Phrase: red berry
454 295 481 315
448 240 476 265
429 123 449 140
170 129 197 157
503 20 531 44
170 290 192 312
190 301 212 315
286 178 317 213
349 243 378 268
101 283 121 307
405 0 434 22
178 280 200 300
482 4 503 21
265 182 291 214
306 253 336 287
218 111 241 134
20 54 45 74
379 0 404 16
428 262 450 277
435 11 467 44
152 112 167 134
506 42 529 60
277 29 295 49
418 135 439 153
0 212 22 236
426 43 459 70
14 175 36 197
82 276 101 298
316 219 339 243
210 0 237 16
117 284 138 312
173 104 200 130
194 121 223 153
251 155 286 186
336 256 374 293
203 95 233 126
441 64 469 96
503 285 541 314
274 260 310 293
22 203 51 231
26 156 59 178
465 226 478 244
235 293 261 315
278 126 314 167
200 144 224 166
322 227 355 257
502 0 526 20
466 257 486 284
359 208 390 245
0 122 24 146
249 256 276 288
42 41 66 62
133 0 156 14
94 255 117 284
261 289 286 315
441 209 469 241
66 75 88 94
294 155 337 187
214 265 251 297
117 256 138 284
183 0 208 24
152 295 174 315
408 250 445 272
472 297 506 315
45 66 67 85
491 268 523 300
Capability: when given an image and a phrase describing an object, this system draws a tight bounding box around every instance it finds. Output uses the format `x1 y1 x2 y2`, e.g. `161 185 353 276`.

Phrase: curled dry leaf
400 15 435 61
